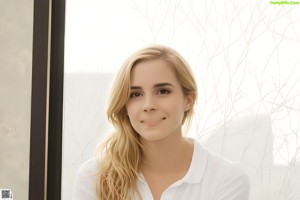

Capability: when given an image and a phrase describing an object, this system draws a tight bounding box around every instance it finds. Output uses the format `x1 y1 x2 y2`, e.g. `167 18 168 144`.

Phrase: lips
141 117 166 127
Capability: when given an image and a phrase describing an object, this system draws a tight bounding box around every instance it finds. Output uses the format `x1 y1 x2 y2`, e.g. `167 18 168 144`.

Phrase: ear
184 92 195 111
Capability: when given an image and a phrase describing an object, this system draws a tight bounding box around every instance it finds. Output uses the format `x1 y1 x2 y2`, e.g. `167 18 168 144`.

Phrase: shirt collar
137 139 207 184
181 139 207 184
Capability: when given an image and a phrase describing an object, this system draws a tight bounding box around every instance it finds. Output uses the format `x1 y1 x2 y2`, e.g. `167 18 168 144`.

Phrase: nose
143 95 157 112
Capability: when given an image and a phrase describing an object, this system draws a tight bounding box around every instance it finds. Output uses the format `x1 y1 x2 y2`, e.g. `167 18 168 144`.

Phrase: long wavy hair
96 45 198 200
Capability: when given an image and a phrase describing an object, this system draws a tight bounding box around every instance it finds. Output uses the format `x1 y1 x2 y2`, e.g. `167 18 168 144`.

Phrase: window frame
29 0 65 199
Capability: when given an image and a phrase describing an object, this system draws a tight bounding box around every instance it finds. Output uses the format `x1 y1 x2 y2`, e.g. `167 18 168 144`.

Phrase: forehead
130 60 179 86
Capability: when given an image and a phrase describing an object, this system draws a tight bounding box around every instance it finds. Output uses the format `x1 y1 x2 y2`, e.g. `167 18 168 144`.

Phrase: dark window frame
29 0 65 199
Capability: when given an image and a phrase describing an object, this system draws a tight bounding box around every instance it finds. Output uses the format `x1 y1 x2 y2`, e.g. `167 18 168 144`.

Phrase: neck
140 134 194 172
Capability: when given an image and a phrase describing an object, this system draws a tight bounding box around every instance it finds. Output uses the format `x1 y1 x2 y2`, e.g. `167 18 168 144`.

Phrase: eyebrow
130 82 174 90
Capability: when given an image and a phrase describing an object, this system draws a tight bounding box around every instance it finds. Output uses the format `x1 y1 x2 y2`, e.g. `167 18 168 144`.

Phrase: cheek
126 102 140 119
165 97 185 110
166 99 186 118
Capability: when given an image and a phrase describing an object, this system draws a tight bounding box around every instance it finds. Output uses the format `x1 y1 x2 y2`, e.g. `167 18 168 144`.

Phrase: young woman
72 45 250 200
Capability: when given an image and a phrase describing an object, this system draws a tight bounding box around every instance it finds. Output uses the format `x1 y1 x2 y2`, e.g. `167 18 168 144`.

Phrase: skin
126 59 195 200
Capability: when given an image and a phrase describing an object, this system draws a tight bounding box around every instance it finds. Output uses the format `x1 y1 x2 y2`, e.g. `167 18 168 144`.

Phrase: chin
138 131 173 143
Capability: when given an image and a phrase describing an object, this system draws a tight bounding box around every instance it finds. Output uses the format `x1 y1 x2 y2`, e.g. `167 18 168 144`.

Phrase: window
63 1 300 199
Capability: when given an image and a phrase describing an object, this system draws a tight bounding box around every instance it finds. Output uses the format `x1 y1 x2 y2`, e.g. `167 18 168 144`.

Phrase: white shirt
72 140 250 200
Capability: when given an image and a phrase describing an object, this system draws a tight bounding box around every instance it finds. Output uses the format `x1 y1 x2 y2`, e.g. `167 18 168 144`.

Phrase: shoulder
204 147 246 175
72 158 99 200
205 147 249 182
200 145 250 199
76 157 99 178
215 161 250 199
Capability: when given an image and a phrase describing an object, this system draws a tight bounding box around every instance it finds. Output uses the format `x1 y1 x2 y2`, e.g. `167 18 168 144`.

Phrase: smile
141 117 167 127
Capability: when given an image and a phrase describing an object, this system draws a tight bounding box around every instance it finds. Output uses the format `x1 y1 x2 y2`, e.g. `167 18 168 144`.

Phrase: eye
157 89 170 95
129 92 142 98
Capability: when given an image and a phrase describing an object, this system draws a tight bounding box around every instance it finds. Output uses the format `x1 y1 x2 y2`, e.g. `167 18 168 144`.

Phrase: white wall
0 0 33 199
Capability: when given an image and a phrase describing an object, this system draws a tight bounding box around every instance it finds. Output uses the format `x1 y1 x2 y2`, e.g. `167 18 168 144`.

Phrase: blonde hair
96 45 198 199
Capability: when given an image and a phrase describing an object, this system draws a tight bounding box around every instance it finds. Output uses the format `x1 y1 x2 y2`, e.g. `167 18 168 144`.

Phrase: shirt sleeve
214 163 250 200
72 158 99 200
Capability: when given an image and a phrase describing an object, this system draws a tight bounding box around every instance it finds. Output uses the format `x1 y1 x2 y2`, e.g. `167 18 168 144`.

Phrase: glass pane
0 0 34 199
63 1 300 199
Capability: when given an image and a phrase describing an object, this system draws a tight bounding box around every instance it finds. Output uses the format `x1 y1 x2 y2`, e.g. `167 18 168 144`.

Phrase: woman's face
125 59 193 142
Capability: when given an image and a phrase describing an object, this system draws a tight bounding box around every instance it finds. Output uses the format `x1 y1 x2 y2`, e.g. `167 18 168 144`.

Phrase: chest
142 172 186 200
137 178 209 200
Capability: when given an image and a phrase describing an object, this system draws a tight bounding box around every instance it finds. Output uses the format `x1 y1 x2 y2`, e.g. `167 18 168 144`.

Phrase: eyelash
157 89 170 95
129 89 171 98
129 92 142 98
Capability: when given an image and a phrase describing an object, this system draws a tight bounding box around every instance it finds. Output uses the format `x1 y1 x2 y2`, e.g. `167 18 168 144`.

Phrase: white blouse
72 140 250 200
